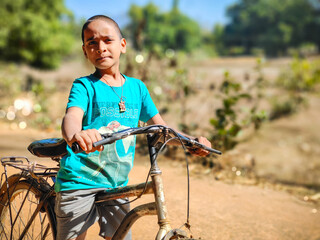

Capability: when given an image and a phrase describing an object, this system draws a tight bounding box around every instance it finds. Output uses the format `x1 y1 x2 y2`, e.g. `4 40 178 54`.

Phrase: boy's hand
188 136 211 157
71 129 104 153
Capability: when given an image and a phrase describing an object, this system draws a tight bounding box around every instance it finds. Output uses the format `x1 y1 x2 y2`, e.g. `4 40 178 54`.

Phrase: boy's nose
96 41 107 54
96 49 105 54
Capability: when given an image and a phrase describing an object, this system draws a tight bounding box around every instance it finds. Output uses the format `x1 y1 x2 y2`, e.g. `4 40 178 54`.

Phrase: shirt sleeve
139 82 159 123
66 79 89 114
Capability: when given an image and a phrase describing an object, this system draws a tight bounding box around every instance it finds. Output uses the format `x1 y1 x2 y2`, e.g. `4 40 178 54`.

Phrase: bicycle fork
148 134 172 240
112 134 172 240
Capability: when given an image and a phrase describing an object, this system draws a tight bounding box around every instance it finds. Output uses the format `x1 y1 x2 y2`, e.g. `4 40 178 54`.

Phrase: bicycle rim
0 180 55 240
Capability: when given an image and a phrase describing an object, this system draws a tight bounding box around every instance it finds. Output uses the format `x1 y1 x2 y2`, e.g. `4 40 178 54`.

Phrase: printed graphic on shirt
92 102 140 120
80 121 135 187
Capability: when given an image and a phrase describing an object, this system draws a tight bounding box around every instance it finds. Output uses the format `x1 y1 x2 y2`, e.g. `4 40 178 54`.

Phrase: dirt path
127 160 320 240
0 124 319 240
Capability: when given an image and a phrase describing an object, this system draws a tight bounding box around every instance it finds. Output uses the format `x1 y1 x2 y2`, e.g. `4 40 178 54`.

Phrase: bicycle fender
0 173 22 197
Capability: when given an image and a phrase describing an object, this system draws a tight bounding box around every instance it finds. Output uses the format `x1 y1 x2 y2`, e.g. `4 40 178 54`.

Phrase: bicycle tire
0 176 56 240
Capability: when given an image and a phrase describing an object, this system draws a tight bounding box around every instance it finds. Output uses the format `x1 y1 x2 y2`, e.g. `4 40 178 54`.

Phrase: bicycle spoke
41 223 51 240
37 221 52 240
0 221 10 240
40 214 53 239
9 191 35 239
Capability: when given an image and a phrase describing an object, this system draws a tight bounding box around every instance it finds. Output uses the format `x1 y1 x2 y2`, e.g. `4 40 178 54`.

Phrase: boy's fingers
73 133 88 152
83 129 103 153
73 129 102 153
189 136 211 156
97 145 104 152
191 148 209 156
197 136 212 147
91 129 103 151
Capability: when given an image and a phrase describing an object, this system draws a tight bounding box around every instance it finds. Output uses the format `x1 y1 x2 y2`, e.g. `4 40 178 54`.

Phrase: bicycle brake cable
167 129 192 229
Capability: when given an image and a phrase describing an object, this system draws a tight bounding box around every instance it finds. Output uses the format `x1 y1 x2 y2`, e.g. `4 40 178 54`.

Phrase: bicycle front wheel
0 177 56 240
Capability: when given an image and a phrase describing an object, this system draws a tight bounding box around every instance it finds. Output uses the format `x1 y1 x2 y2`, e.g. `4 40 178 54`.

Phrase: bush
269 94 305 120
276 57 320 91
209 71 251 151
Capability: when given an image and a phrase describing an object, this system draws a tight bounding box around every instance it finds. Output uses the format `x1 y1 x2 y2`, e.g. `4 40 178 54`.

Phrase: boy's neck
94 69 123 87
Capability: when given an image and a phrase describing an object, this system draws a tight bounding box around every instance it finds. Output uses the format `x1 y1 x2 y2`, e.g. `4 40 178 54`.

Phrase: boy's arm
147 113 211 156
62 107 103 153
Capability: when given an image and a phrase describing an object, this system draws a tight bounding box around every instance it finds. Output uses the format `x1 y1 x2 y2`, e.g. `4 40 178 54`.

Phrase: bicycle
0 125 221 240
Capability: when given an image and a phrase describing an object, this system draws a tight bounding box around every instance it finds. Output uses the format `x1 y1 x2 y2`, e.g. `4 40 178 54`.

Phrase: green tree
127 3 201 53
221 0 320 56
0 0 75 69
211 23 226 55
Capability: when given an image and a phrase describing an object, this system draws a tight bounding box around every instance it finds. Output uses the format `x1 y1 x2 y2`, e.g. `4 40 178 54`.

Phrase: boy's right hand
62 107 103 153
71 129 104 153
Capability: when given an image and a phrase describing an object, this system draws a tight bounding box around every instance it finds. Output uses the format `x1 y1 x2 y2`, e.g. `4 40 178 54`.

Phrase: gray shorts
55 188 131 240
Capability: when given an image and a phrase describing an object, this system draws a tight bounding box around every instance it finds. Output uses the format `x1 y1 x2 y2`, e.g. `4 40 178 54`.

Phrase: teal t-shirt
55 74 158 192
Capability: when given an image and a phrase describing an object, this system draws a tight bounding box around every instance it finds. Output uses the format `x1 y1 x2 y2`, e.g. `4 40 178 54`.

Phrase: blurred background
0 0 319 201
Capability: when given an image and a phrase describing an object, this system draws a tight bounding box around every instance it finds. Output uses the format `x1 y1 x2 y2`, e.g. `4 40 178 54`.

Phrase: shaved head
81 15 123 44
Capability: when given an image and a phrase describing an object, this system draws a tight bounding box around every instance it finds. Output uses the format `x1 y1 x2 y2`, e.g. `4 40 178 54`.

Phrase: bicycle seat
28 138 68 158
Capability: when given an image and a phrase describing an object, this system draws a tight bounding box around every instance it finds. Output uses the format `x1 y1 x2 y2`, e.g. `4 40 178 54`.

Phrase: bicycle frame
95 133 177 240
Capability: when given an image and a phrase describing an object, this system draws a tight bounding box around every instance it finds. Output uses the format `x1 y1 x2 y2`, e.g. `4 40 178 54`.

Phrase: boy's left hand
188 136 211 157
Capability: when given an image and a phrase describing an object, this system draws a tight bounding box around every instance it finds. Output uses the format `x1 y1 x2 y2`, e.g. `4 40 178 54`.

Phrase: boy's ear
121 38 127 54
82 45 88 58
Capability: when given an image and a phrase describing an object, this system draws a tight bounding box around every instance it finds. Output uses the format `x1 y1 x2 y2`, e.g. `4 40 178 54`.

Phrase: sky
65 0 238 31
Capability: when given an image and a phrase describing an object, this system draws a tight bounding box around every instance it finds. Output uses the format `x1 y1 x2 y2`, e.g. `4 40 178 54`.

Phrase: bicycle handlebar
71 125 222 155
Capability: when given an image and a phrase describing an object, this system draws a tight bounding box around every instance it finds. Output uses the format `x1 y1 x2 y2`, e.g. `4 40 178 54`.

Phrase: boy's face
82 19 126 71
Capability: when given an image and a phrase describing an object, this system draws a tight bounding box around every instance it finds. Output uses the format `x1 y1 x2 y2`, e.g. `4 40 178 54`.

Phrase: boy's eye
88 41 97 46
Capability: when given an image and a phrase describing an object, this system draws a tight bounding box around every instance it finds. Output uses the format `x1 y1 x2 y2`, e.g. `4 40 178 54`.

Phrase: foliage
211 24 226 55
0 62 55 129
202 23 226 56
209 59 268 151
276 57 320 91
0 0 75 69
209 71 251 151
126 3 201 53
269 56 320 120
250 58 268 129
269 94 305 120
171 68 194 133
217 0 320 56
0 64 22 98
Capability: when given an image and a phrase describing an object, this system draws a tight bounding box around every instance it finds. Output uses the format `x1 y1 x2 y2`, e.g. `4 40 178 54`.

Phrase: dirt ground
0 122 319 240
1 57 320 239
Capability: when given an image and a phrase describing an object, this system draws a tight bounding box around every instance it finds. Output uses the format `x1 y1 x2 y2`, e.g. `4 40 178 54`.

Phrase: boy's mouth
96 56 109 62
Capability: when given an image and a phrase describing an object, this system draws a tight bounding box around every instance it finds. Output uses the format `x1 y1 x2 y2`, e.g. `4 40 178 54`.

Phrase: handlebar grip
92 137 115 148
196 143 222 155
71 134 112 153
71 142 83 153
179 135 222 155
93 132 129 147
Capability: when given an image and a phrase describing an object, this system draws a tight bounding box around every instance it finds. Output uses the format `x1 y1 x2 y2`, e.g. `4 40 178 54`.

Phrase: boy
55 15 211 240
